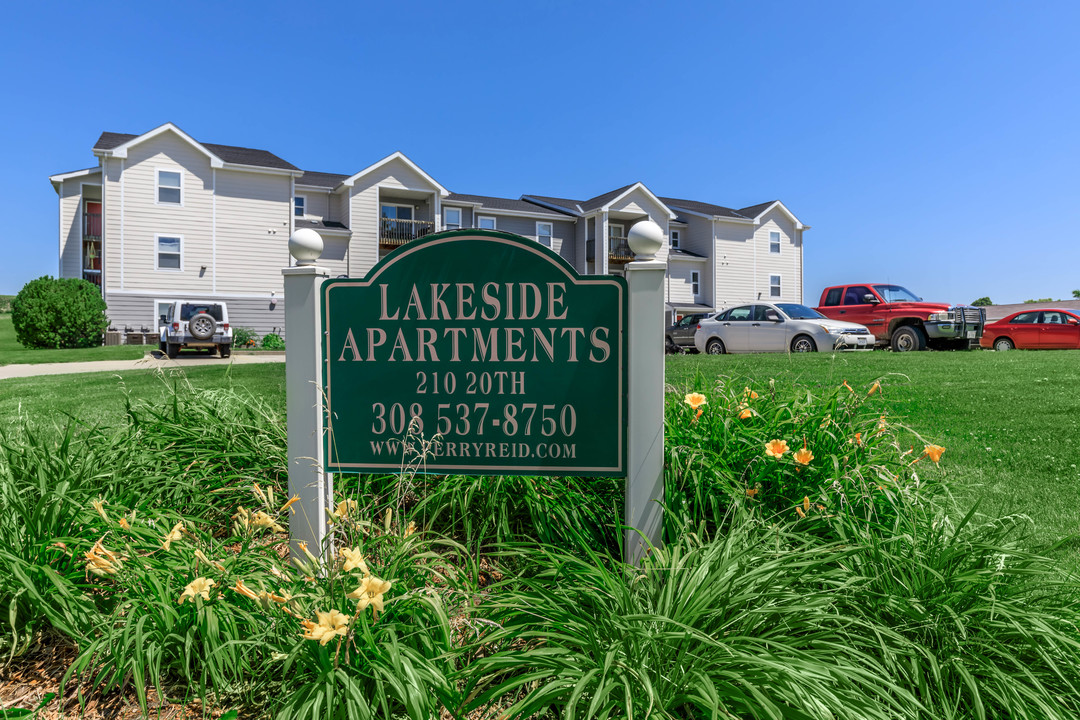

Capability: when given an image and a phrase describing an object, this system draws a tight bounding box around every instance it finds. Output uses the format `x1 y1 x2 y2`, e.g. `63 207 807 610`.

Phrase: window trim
477 215 497 230
671 229 681 249
769 273 782 298
769 230 781 254
155 234 183 272
536 221 553 247
294 194 307 218
691 270 700 295
155 168 183 206
444 207 462 230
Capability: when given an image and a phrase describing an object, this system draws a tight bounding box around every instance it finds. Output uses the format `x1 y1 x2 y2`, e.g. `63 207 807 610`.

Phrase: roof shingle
93 131 299 171
446 193 575 217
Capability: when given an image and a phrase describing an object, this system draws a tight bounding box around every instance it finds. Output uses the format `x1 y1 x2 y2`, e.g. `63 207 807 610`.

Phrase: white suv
159 301 233 358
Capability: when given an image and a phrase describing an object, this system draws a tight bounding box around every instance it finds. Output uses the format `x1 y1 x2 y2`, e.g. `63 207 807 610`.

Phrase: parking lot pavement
0 352 285 380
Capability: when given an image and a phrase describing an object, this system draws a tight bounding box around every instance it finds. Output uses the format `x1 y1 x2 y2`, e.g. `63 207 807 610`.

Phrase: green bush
232 326 259 349
260 332 285 350
11 276 108 349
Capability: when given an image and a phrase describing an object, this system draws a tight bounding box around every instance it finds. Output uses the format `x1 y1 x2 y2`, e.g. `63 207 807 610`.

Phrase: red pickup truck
814 284 985 352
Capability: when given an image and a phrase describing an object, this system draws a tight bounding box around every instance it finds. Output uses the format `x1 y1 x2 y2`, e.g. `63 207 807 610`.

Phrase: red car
980 309 1080 350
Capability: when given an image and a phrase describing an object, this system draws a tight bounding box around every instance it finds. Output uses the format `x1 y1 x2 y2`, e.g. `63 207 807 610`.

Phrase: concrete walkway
0 352 285 380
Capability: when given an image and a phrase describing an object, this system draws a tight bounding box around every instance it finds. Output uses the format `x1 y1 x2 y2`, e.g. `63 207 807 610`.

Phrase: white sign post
283 229 331 562
624 221 666 564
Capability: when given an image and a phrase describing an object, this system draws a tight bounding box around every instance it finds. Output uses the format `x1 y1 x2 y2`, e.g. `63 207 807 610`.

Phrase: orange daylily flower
280 496 300 514
764 439 789 458
854 432 863 447
842 380 854 394
867 381 881 396
684 392 707 410
924 444 946 463
793 447 814 465
738 407 753 420
745 488 758 498
743 387 759 400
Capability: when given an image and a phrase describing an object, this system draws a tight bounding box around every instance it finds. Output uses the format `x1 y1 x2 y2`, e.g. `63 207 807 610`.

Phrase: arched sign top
321 229 627 476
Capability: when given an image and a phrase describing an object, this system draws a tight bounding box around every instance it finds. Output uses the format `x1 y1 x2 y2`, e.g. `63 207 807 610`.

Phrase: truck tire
219 344 232 358
891 325 926 352
705 338 726 355
790 335 817 353
189 312 216 341
166 342 180 359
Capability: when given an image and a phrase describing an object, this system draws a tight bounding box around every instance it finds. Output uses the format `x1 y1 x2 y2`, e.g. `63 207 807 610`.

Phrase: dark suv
666 313 710 353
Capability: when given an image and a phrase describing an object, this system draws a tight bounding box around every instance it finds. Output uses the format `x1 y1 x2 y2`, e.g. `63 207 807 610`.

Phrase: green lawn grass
3 350 1077 568
0 313 146 365
667 350 1080 570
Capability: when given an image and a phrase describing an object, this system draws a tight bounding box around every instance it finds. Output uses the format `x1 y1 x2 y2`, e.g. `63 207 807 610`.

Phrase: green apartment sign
322 230 627 476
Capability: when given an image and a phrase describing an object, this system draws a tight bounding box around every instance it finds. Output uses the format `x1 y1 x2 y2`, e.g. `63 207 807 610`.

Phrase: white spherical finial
627 220 664 260
289 228 324 266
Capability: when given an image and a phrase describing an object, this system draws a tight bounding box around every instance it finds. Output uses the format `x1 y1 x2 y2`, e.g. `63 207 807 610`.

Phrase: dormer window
671 229 681 249
157 170 182 204
294 196 306 217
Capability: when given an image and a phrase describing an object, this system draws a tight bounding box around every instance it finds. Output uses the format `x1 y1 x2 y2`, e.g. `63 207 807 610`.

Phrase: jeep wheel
993 337 1014 352
189 313 216 341
891 325 926 352
219 344 232 358
166 342 180 359
159 340 166 353
791 335 817 353
705 338 725 355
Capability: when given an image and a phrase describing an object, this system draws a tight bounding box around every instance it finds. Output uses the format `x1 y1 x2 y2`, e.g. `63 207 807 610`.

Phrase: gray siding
105 291 285 338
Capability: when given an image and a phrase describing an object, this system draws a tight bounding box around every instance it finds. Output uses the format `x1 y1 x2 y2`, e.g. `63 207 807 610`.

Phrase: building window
478 215 496 230
769 274 781 298
536 222 553 247
294 196 306 217
769 231 781 254
608 223 624 252
157 236 182 271
671 229 681 249
444 207 461 230
691 271 700 295
380 204 413 221
157 170 182 204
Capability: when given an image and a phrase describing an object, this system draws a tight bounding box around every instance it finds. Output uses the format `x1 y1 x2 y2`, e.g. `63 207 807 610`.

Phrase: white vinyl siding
666 262 699 305
214 168 293 293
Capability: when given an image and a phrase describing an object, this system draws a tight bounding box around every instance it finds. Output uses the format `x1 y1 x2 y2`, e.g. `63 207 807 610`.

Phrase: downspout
212 168 217 293
57 183 63 276
120 158 125 291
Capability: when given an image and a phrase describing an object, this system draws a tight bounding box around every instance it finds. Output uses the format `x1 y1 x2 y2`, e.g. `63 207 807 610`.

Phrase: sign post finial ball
627 220 664 261
289 228 324 266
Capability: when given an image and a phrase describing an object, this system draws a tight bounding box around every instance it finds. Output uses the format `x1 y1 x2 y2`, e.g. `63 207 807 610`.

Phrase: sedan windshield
873 285 920 303
776 303 824 320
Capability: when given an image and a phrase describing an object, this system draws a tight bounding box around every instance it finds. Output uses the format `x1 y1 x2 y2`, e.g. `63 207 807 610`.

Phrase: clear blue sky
2 1 1077 305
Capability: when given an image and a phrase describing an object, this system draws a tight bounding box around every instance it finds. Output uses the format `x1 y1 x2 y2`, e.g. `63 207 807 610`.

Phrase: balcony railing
379 218 435 246
84 212 102 239
608 237 635 263
82 270 102 288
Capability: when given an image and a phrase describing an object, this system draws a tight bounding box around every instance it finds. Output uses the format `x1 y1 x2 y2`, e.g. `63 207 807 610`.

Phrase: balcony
379 218 435 247
608 237 635 264
84 211 102 239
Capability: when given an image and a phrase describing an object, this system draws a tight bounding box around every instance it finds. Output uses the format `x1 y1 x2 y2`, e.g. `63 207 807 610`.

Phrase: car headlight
818 324 835 334
927 312 955 322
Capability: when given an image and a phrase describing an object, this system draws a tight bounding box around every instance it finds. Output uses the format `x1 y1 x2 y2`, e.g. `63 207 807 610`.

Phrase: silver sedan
693 303 873 354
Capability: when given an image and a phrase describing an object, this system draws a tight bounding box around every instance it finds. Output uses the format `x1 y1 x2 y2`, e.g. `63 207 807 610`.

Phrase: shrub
11 276 109 348
232 326 259 349
260 332 285 350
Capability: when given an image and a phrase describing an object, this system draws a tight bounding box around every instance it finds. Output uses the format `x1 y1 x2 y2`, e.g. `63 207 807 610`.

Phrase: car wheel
705 338 725 355
189 313 216 341
890 325 926 352
665 336 678 354
993 337 1014 351
166 342 180 359
791 335 817 353
219 344 232 358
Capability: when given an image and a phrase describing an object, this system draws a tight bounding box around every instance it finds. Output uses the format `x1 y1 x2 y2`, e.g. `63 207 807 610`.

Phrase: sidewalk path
0 352 285 380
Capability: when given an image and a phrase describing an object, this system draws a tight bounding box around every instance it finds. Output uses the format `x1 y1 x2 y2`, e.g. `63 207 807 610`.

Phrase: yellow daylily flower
404 521 417 538
91 499 109 522
162 521 185 551
252 511 286 533
301 609 350 646
84 538 124 577
178 577 215 604
347 575 392 614
339 547 369 574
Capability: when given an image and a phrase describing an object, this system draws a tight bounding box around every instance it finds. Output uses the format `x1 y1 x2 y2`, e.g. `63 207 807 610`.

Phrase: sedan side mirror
1069 318 1079 326
863 294 879 304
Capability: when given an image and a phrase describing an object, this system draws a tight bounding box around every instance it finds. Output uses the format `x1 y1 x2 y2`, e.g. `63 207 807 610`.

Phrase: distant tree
971 297 993 307
1073 289 1080 299
1024 298 1054 304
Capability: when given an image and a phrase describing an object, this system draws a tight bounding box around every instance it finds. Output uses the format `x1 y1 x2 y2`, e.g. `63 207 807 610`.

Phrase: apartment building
50 123 808 336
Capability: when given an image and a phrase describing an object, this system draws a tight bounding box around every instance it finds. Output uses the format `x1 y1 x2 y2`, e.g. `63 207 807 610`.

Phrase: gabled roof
659 197 752 220
340 151 448 196
580 183 638 212
446 193 576 218
48 166 102 186
737 201 777 219
295 218 349 233
92 124 299 172
521 195 584 215
296 171 350 189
